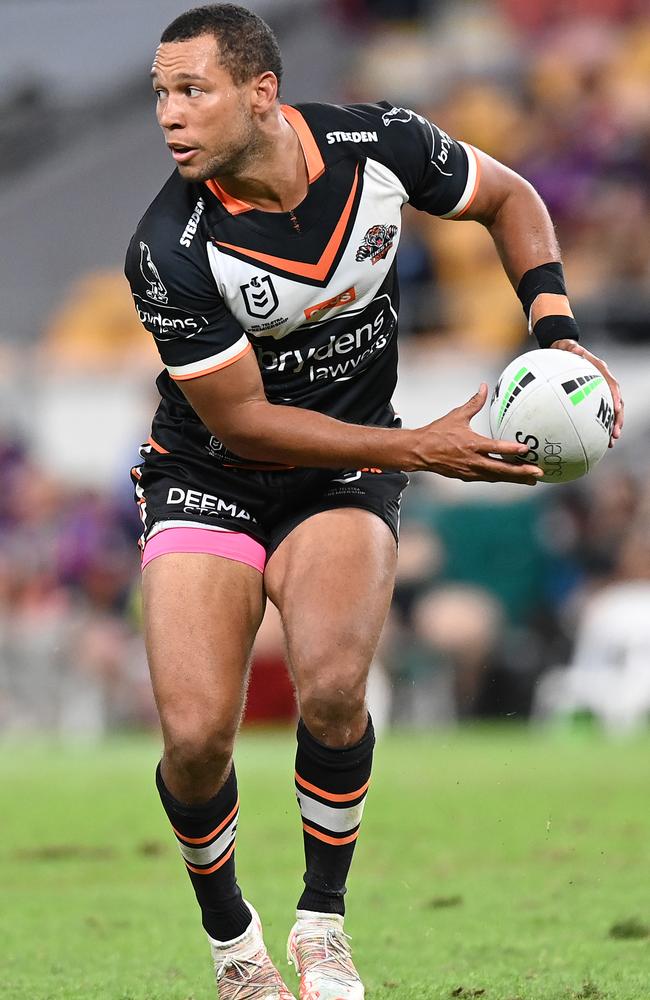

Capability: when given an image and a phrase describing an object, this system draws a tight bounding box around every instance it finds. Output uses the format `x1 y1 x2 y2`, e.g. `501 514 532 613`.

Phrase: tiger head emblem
355 224 398 265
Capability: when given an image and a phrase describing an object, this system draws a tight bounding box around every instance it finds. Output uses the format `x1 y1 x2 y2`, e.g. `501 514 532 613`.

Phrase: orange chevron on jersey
213 165 359 283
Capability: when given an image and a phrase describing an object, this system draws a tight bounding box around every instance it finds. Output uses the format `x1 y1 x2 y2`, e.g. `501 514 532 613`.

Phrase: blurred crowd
1 0 649 735
335 0 650 350
0 436 153 736
382 461 650 726
2 429 649 736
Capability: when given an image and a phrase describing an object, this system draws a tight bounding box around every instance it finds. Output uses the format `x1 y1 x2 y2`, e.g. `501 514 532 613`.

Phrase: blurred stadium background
2 0 650 740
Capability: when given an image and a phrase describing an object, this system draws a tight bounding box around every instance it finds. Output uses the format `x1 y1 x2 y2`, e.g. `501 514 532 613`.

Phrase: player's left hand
550 339 623 447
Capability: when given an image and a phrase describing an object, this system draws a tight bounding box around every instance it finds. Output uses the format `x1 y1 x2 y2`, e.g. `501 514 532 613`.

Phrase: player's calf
294 717 374 917
156 761 251 943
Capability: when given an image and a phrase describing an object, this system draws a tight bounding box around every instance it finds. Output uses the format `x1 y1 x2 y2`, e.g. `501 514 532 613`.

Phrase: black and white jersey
125 101 479 467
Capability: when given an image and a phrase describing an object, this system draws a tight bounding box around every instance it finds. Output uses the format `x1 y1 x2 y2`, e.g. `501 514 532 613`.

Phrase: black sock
155 762 251 941
294 716 375 916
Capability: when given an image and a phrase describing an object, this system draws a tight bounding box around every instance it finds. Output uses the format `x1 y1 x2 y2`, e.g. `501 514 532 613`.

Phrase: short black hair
160 4 283 91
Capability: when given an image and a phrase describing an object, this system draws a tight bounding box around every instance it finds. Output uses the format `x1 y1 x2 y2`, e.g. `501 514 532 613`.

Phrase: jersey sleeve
124 233 250 381
367 102 480 218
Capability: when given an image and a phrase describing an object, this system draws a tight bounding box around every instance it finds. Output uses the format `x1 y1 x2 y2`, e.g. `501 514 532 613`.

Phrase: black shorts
131 451 409 561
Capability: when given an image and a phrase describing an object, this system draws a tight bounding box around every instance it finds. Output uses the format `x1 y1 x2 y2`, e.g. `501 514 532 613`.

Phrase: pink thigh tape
141 527 266 573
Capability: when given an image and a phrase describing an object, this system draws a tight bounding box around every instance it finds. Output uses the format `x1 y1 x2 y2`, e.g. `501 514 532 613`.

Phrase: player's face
151 36 260 182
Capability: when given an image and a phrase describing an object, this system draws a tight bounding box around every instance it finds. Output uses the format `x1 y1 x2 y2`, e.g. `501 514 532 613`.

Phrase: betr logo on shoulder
382 106 423 127
381 106 454 175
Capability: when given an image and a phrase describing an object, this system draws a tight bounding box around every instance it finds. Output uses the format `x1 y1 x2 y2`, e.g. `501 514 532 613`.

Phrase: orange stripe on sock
302 823 359 846
295 772 370 803
172 798 239 846
184 839 236 875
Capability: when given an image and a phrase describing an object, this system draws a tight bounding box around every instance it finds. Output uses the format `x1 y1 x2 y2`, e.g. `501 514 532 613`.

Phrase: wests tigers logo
355 224 398 265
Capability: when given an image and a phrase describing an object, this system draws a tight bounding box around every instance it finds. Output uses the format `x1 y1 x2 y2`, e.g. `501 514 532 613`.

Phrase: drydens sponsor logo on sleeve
132 295 207 340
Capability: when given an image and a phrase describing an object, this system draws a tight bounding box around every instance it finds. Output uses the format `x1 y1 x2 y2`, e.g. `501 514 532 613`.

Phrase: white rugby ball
489 349 614 483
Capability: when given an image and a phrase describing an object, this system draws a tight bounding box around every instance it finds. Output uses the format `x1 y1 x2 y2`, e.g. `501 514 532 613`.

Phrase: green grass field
1 727 649 1000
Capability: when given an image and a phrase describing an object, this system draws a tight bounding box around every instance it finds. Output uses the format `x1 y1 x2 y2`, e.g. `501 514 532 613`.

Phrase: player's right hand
411 383 544 485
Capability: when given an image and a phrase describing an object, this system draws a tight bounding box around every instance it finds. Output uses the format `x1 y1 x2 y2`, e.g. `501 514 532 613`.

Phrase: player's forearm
484 174 571 318
218 400 420 470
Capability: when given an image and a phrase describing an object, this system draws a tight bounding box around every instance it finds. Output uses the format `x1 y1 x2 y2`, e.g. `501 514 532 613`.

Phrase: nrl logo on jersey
241 275 279 319
356 225 398 265
139 242 168 303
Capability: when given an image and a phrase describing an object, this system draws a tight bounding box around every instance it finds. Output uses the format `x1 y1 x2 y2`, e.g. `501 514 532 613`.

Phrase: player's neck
214 113 309 214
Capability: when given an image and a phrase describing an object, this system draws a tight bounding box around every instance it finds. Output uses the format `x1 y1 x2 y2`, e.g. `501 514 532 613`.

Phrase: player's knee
300 674 367 732
163 718 236 779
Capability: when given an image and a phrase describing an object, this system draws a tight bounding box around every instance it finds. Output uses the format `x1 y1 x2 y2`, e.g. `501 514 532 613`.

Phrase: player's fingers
552 339 609 373
476 436 531 457
457 383 488 418
615 394 624 431
483 456 544 478
587 357 622 446
610 394 625 447
478 457 544 484
467 468 540 486
565 342 616 383
550 338 582 354
552 340 624 448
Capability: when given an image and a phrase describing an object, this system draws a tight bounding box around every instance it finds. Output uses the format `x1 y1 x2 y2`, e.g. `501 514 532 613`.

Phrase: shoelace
216 952 290 1000
293 925 358 988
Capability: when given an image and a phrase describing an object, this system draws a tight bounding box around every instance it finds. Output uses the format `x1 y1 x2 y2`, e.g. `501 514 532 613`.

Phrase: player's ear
251 71 278 114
